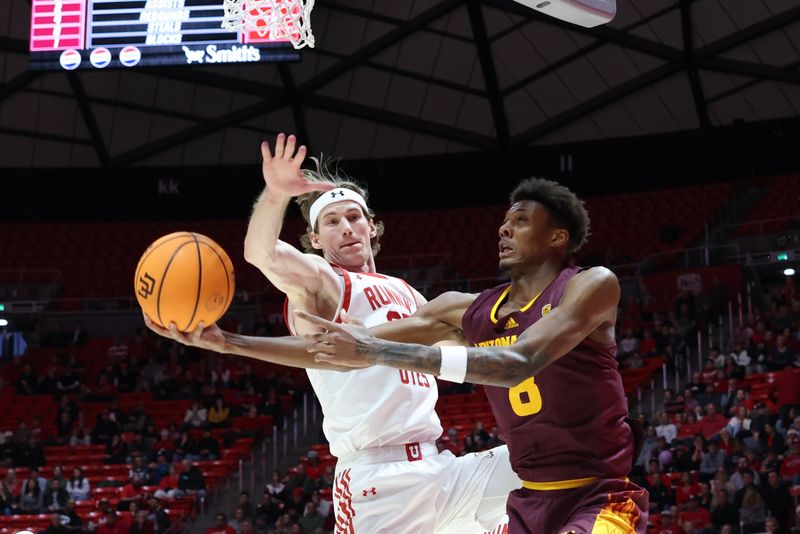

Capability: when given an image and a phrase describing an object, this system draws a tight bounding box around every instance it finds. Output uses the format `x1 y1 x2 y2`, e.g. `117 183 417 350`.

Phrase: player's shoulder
570 266 619 288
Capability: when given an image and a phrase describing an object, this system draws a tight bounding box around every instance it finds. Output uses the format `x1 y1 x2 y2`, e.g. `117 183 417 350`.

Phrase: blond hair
295 157 385 256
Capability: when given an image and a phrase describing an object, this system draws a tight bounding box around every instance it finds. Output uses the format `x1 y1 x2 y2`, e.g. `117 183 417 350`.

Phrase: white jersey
286 266 442 458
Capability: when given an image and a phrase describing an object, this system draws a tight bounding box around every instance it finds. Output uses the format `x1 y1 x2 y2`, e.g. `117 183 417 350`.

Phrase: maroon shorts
506 478 649 534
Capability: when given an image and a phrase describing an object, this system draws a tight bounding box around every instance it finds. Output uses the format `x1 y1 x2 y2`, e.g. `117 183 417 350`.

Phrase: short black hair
510 177 590 255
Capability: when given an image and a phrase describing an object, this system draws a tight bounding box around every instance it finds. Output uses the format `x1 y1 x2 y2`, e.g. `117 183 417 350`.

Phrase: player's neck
333 255 377 274
507 260 562 304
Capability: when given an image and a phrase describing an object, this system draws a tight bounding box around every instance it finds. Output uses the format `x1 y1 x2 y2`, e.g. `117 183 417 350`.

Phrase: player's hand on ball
297 310 375 368
261 133 335 197
143 313 226 352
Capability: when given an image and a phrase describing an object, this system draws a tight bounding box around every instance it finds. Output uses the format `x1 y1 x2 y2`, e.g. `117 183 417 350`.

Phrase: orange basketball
134 232 235 332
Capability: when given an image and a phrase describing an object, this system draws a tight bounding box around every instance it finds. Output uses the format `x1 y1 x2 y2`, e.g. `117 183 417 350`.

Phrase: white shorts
332 442 520 534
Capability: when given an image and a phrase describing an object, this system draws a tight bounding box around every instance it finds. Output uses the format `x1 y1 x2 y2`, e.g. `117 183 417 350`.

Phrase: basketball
134 232 235 332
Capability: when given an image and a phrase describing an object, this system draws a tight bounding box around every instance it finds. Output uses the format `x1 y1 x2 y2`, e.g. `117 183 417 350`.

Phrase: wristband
438 346 468 383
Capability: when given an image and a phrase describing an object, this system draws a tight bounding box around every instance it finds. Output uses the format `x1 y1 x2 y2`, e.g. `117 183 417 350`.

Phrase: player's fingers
314 352 336 363
284 135 296 159
192 322 205 343
260 141 272 162
274 133 286 158
295 310 340 331
293 145 307 165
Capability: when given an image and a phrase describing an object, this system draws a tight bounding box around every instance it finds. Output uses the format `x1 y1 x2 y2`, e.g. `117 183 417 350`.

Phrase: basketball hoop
222 0 315 49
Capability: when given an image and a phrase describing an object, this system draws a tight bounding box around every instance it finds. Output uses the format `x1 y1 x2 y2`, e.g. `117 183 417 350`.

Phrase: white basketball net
222 0 315 49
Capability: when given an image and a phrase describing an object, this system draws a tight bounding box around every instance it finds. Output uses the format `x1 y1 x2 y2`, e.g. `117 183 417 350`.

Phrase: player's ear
310 232 323 250
551 228 569 249
368 219 377 239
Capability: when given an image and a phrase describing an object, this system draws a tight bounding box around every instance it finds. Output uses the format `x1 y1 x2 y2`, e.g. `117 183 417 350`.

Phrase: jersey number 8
508 377 542 416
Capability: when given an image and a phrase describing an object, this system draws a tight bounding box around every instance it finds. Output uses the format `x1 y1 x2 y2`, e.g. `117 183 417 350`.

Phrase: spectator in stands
636 426 658 471
655 411 678 443
176 459 206 500
56 367 81 398
2 468 18 497
38 366 59 396
298 500 325 533
62 499 82 532
228 507 245 534
129 453 149 481
700 404 726 439
19 436 45 468
726 405 751 438
183 401 207 430
304 451 324 481
45 512 69 534
97 510 127 534
285 464 315 499
197 429 220 461
108 336 130 363
699 439 726 482
256 491 281 526
92 409 120 445
0 477 14 515
265 470 286 501
106 433 128 464
654 509 681 534
762 470 791 526
643 472 672 512
146 496 170 534
679 494 711 531
259 388 284 429
710 489 738 531
18 363 37 395
0 432 16 467
767 335 795 370
640 329 657 357
729 343 751 372
19 473 42 513
129 509 156 534
780 433 800 485
675 471 700 507
154 463 180 500
236 491 254 520
118 474 146 511
626 352 644 369
43 477 69 513
174 431 199 461
127 401 154 434
65 467 90 502
759 422 785 455
206 513 235 534
208 397 231 428
738 484 766 533
617 328 640 360
128 434 152 464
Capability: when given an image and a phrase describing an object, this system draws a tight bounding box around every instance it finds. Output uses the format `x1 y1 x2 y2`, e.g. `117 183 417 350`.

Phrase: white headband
309 188 370 229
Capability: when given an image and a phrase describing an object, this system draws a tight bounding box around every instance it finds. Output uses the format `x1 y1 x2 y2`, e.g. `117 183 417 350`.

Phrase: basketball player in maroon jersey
299 177 649 533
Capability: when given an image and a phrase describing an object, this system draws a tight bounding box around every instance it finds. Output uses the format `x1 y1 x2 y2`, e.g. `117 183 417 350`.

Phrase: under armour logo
361 487 376 496
138 273 156 299
331 191 345 198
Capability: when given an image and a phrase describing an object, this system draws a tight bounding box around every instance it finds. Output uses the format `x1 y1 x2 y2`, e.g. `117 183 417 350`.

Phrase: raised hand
143 313 227 353
297 310 376 368
261 133 335 197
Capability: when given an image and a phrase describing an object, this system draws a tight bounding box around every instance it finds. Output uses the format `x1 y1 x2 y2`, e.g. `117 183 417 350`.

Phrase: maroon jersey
462 266 634 483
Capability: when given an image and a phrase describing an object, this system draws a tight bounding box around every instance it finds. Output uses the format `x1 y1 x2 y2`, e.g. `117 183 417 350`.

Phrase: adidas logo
504 317 519 330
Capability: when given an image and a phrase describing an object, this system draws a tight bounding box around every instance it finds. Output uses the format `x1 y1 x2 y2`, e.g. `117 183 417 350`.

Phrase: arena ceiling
1 0 799 169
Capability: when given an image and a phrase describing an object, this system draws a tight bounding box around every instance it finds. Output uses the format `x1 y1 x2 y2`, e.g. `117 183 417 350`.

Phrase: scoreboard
29 0 300 70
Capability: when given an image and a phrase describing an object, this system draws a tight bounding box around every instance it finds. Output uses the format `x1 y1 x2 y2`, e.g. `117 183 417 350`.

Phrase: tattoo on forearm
368 340 549 388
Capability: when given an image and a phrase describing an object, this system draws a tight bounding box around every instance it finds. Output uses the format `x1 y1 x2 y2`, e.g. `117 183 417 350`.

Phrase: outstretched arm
143 314 361 372
304 267 620 387
243 133 338 302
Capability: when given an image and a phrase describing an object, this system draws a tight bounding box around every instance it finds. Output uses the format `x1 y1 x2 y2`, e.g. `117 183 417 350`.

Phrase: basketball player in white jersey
145 133 519 533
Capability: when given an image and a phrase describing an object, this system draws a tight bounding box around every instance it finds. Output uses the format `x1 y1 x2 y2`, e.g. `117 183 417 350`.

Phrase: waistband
336 441 438 467
522 476 628 491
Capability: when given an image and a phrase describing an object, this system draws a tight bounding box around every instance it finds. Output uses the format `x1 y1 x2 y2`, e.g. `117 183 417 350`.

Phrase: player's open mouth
341 242 362 250
498 242 513 258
